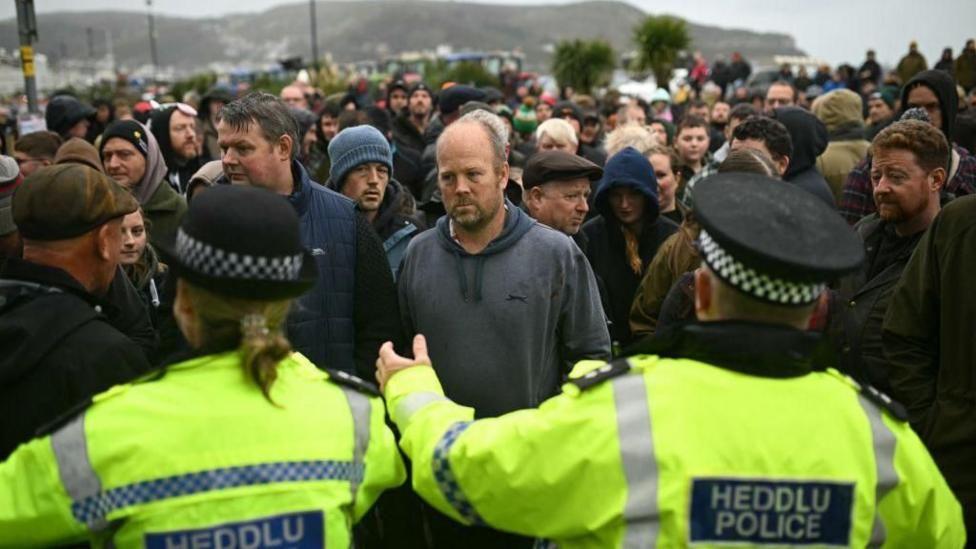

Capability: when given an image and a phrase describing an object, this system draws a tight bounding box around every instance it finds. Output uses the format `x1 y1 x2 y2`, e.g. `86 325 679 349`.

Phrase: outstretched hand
376 334 431 391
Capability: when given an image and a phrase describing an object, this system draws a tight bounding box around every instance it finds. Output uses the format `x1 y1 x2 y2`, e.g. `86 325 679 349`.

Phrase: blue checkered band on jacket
432 421 484 525
176 228 304 282
699 229 825 306
70 460 362 526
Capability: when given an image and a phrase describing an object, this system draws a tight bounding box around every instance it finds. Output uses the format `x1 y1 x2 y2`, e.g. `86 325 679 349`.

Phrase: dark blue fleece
593 146 660 220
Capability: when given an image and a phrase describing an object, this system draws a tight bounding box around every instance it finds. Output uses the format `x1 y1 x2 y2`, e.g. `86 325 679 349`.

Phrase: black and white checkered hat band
175 229 304 282
699 229 825 306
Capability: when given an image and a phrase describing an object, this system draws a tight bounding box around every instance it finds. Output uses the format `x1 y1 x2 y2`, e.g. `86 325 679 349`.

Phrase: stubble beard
450 197 501 232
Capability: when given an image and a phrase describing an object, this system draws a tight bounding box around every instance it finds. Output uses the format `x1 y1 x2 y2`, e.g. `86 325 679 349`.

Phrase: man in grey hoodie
397 107 611 548
400 111 610 415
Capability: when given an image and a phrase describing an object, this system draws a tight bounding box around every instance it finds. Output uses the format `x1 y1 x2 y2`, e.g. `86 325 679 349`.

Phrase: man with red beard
150 103 206 195
828 119 948 395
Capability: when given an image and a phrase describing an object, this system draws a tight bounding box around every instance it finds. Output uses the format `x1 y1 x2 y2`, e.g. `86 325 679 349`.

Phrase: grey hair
452 110 508 168
218 92 300 159
605 124 657 158
534 118 578 148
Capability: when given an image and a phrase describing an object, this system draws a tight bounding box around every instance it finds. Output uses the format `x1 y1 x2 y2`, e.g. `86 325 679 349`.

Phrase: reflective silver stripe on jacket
50 413 107 531
340 387 372 502
611 364 659 548
857 395 900 548
393 391 449 427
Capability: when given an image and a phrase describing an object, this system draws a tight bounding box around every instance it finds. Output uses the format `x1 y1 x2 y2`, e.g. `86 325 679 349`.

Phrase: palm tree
551 39 616 95
632 15 690 87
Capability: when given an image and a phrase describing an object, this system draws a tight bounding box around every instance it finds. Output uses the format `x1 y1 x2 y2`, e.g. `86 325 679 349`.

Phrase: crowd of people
0 38 975 547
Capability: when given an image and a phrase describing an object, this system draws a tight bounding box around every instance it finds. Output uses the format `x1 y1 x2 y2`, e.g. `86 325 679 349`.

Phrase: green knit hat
513 104 538 134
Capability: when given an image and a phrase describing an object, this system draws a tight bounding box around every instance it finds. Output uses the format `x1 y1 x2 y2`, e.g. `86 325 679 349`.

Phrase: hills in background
0 0 804 75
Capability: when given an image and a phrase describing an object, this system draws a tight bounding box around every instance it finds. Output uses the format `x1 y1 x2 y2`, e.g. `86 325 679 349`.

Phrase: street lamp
309 0 320 72
146 0 159 85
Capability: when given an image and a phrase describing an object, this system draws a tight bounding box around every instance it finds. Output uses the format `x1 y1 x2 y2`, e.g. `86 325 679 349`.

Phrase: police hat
157 185 317 301
692 173 863 306
523 151 603 190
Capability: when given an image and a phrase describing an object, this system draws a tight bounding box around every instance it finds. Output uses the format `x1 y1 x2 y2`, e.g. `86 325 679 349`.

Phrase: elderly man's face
526 179 591 235
537 133 576 154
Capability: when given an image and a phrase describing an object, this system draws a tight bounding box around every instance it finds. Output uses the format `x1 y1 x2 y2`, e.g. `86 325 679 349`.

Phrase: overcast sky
3 0 973 67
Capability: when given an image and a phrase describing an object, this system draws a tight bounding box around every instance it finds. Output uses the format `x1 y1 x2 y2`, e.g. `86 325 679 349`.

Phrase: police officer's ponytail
180 281 292 403
239 312 291 403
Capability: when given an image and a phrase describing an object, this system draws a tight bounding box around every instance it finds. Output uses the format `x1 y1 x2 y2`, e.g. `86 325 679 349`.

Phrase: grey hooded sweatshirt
398 200 611 417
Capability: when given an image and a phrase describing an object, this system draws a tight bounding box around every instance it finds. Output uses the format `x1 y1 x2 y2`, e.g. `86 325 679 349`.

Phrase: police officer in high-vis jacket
376 173 966 548
0 185 405 547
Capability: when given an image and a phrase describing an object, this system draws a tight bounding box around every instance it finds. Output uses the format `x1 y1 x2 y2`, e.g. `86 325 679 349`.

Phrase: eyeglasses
157 102 198 117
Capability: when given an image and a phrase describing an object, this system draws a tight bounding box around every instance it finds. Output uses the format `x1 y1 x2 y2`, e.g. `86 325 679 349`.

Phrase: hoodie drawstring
472 256 485 302
452 251 487 303
453 250 470 302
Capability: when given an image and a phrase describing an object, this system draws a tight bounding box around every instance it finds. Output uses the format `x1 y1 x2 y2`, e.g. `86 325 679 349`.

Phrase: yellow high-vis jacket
0 350 405 548
386 340 964 548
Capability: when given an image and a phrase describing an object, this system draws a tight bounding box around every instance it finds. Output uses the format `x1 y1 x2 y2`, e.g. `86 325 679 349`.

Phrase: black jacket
0 259 152 459
392 113 427 156
392 144 424 202
828 215 925 394
883 195 976 533
105 266 159 361
859 59 882 84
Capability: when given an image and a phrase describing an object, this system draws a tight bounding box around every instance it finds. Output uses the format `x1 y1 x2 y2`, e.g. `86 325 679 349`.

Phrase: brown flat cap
14 163 138 240
54 137 105 173
522 150 603 190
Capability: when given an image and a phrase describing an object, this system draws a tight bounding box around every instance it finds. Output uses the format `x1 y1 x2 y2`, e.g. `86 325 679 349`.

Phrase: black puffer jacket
0 259 152 459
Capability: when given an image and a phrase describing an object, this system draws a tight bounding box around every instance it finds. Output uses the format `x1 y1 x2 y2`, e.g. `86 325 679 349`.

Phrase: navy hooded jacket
581 147 678 346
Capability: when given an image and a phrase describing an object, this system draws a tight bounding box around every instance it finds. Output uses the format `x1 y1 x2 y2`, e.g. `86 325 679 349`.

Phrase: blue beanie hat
327 125 393 189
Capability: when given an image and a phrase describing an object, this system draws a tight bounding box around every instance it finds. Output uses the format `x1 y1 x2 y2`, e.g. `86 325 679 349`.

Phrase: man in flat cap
0 164 152 459
522 150 602 237
375 172 964 547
